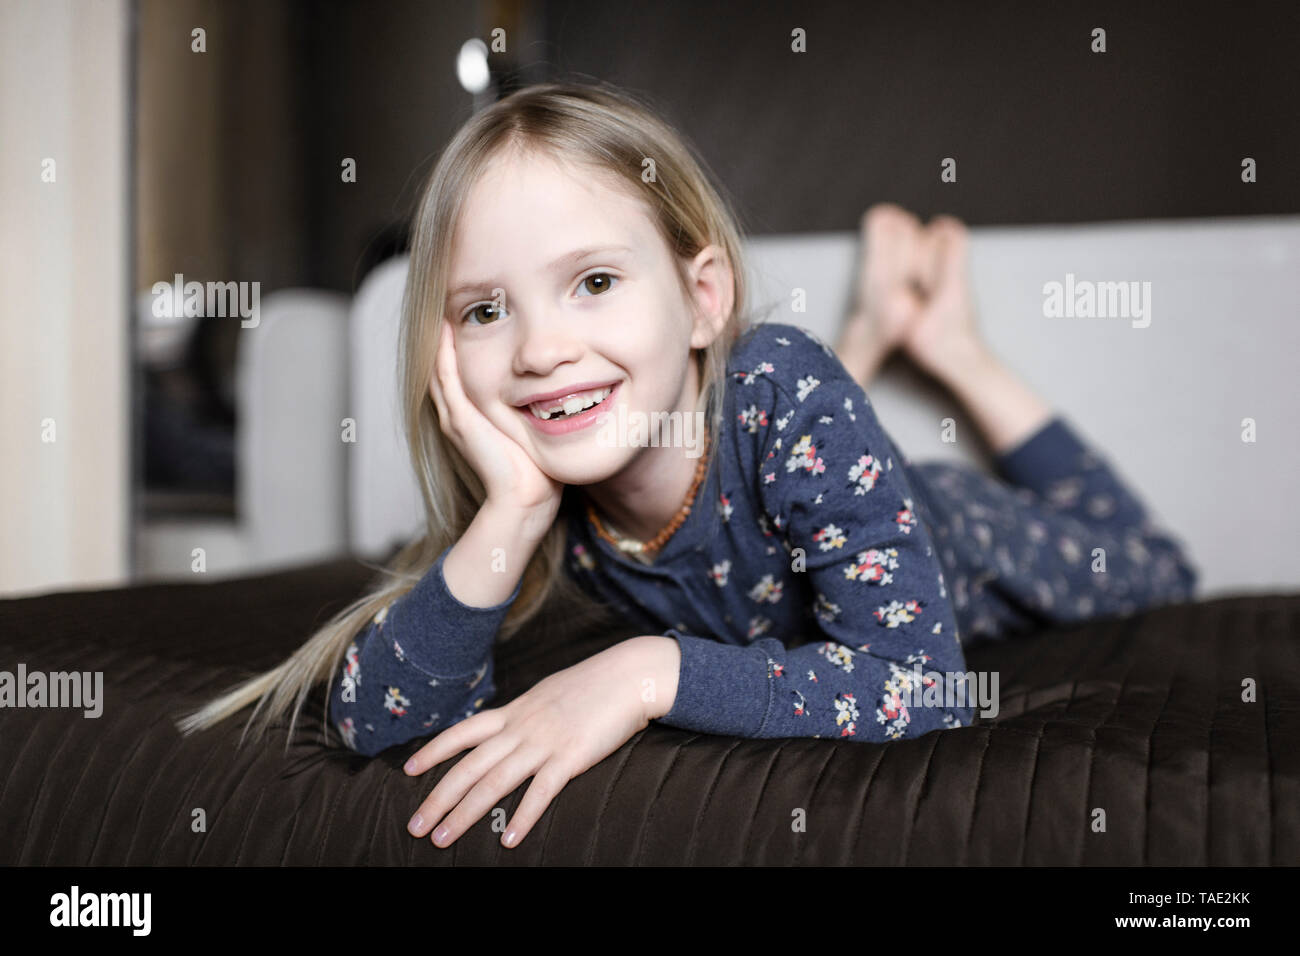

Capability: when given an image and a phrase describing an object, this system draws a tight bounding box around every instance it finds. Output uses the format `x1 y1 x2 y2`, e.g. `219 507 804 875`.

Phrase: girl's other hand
402 636 660 851
429 321 564 522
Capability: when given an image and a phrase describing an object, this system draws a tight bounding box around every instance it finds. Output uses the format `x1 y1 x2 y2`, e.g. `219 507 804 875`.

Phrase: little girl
176 81 1198 851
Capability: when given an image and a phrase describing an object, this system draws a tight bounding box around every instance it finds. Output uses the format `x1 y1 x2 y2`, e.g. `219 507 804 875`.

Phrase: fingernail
404 758 417 774
432 825 450 845
408 814 424 835
504 829 518 847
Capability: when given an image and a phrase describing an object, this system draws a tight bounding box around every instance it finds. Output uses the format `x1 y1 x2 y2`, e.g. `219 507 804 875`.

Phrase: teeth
529 386 612 421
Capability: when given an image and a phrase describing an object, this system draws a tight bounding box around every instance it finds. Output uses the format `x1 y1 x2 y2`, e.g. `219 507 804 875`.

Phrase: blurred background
2 0 1297 597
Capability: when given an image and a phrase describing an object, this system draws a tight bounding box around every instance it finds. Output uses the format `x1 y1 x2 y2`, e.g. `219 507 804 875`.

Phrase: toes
862 203 921 238
927 215 969 252
861 202 905 230
928 213 967 232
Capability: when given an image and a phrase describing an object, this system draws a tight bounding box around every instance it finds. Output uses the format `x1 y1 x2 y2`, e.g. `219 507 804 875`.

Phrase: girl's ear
685 243 734 349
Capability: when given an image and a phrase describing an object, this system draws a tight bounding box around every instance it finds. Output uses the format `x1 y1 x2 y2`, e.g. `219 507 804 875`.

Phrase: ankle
942 348 1055 456
836 311 894 387
926 335 994 390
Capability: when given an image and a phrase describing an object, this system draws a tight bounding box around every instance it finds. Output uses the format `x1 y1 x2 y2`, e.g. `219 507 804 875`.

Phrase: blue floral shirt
329 322 975 756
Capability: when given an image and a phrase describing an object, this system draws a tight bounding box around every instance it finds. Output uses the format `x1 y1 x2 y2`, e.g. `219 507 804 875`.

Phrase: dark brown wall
137 0 1299 293
542 0 1299 235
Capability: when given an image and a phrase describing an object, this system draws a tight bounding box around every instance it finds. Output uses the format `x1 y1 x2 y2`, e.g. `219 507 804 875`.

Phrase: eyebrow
445 244 635 304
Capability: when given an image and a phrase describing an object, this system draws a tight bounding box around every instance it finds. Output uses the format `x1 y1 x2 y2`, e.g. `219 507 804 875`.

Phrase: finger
429 375 450 433
429 744 548 848
435 321 468 415
500 760 573 849
429 324 452 425
407 731 517 838
404 707 503 776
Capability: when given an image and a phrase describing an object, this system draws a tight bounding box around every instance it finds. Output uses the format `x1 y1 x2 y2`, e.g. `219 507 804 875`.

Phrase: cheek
461 359 527 432
625 322 688 386
598 308 679 373
453 347 499 406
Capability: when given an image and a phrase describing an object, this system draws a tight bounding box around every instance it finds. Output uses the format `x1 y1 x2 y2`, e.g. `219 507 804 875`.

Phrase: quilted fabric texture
1 558 1297 865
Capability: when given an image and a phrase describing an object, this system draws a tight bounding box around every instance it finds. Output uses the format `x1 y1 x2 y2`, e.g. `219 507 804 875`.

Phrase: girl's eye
577 272 618 297
462 302 506 326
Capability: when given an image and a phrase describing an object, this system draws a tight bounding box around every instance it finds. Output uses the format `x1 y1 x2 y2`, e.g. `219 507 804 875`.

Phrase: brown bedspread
1 559 1296 865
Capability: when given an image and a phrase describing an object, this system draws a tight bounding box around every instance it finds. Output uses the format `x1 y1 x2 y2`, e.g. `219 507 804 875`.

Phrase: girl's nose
513 311 583 374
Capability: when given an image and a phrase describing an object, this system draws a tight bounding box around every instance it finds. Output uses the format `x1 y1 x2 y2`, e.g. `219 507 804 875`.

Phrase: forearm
443 501 552 608
936 342 1054 457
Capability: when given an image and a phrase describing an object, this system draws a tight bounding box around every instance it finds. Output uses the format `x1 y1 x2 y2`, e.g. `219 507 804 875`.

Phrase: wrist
482 497 559 543
625 635 680 722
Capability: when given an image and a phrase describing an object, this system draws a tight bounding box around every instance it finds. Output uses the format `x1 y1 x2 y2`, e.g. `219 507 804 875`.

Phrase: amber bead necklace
586 430 711 557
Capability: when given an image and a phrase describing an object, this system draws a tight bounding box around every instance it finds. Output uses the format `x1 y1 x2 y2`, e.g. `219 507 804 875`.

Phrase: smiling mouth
524 385 617 421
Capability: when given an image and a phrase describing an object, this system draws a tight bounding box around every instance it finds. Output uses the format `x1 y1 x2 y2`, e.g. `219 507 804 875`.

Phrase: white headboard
348 256 425 558
347 216 1300 596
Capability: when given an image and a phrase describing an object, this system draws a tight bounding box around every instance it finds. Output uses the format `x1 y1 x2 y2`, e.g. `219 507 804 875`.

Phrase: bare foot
899 215 989 384
835 203 929 386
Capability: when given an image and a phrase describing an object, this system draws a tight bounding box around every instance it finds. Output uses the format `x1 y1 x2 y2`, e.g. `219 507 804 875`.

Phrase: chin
532 444 633 487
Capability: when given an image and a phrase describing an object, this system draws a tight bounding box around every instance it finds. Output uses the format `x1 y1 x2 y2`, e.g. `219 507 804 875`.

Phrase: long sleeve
657 332 975 741
328 544 521 756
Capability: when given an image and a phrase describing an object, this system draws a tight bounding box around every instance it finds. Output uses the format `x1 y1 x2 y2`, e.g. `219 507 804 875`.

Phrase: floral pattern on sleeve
328 598 495 756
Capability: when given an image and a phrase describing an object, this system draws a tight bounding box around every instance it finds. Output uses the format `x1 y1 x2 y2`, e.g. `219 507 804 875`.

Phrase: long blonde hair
174 79 755 752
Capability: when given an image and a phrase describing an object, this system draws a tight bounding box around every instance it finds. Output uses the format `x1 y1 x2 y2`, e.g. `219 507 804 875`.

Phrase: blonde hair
174 79 755 752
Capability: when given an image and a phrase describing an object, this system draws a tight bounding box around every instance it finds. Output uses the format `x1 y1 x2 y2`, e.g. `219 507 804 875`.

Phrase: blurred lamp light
457 39 490 94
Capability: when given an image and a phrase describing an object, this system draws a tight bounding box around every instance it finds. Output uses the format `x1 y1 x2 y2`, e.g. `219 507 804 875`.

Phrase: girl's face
442 148 731 486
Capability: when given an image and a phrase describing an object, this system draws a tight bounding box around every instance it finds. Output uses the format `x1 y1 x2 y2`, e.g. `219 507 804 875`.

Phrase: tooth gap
533 388 610 420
